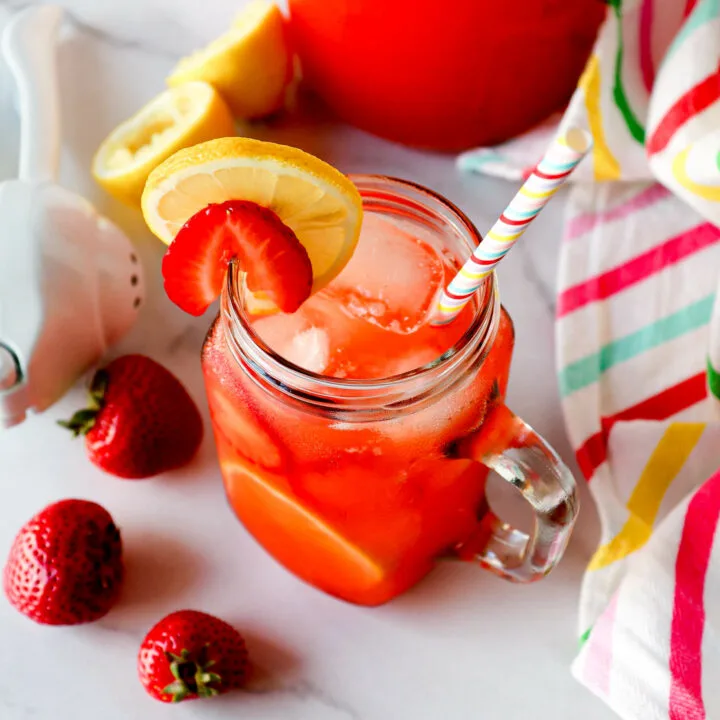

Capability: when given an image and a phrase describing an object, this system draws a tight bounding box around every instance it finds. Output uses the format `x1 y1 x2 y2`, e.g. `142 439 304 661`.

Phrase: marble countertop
0 2 615 718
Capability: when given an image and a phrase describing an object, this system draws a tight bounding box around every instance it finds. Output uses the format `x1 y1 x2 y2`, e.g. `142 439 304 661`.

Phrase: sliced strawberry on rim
162 200 314 316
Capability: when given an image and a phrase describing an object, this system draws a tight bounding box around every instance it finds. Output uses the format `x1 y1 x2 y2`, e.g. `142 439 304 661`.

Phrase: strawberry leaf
89 370 110 408
162 646 223 702
197 685 220 698
163 680 190 703
197 672 222 685
57 409 98 437
58 369 110 437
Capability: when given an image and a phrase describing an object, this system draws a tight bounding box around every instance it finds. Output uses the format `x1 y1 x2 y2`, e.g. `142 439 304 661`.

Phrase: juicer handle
457 404 579 582
3 5 63 183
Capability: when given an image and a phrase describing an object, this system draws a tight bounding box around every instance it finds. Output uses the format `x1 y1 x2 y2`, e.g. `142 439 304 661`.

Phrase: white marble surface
0 2 615 718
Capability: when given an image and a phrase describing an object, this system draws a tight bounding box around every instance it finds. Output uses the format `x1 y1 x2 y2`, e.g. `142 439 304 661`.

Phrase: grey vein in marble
0 0 180 61
165 322 208 356
247 678 361 720
514 240 557 315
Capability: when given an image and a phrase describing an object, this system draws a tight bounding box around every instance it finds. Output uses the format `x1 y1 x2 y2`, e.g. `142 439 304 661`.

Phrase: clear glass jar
201 175 578 605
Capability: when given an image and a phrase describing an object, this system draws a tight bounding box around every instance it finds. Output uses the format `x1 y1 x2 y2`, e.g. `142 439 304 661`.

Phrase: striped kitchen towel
461 0 720 717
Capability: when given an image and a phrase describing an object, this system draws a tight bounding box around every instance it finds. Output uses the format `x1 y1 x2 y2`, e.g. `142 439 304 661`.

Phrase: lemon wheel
223 462 387 599
142 137 362 294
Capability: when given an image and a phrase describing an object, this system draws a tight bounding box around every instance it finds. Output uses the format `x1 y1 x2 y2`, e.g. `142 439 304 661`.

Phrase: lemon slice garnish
142 137 362 294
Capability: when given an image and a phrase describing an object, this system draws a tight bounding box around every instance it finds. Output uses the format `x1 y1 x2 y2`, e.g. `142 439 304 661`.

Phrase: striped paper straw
432 127 592 326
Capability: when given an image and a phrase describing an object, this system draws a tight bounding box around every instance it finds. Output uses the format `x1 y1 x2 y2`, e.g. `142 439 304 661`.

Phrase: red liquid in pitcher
202 213 515 605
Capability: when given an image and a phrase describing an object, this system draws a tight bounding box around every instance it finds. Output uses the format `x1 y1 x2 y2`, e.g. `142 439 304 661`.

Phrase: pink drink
251 212 478 379
202 175 576 605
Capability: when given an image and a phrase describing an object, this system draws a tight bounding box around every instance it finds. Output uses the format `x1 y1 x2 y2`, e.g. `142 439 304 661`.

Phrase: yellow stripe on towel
588 423 706 571
578 54 622 181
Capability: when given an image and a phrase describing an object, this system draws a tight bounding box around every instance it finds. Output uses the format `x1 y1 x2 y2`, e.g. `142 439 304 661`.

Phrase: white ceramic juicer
0 5 143 429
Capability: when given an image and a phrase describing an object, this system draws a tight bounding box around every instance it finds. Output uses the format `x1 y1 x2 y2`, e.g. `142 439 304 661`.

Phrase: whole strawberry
138 610 250 703
3 499 123 625
60 354 203 479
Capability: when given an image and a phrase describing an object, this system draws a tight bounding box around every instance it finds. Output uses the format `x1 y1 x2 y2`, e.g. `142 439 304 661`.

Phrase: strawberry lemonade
144 140 578 606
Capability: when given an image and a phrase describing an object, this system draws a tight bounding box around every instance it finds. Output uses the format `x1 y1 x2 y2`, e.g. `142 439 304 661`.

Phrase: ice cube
379 346 443 377
326 214 445 334
286 327 329 374
252 313 330 374
253 309 310 355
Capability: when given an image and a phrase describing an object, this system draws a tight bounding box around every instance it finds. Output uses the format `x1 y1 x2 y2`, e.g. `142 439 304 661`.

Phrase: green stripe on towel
559 294 715 398
708 357 720 401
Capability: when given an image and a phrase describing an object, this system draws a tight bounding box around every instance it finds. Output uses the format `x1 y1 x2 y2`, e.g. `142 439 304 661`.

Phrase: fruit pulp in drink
202 212 515 605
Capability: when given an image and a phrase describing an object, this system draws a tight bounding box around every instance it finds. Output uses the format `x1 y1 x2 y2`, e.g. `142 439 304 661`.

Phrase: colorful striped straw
432 127 593 326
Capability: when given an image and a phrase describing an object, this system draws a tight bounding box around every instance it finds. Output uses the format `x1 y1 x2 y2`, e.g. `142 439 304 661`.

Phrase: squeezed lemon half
93 81 235 206
167 0 293 120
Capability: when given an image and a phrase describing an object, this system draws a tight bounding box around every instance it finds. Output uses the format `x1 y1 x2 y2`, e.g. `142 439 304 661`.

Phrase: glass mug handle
456 404 579 582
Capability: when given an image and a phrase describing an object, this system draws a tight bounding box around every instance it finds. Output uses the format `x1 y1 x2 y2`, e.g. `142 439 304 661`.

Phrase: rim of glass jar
222 174 498 414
